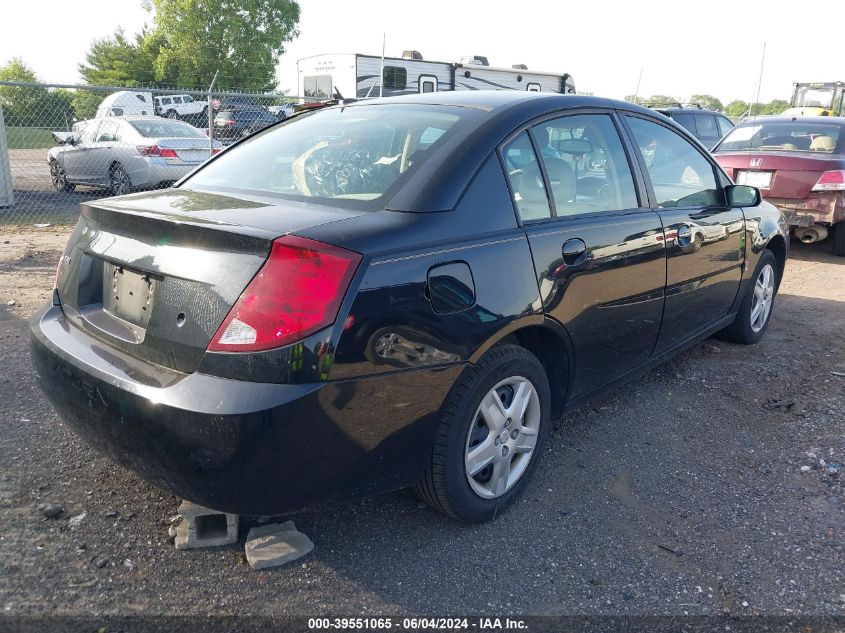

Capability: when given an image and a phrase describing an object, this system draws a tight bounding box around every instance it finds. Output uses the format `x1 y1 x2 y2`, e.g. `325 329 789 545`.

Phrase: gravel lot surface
1 228 843 617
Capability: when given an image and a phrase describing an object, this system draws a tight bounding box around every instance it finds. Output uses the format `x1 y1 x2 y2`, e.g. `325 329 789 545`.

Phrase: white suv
154 94 209 120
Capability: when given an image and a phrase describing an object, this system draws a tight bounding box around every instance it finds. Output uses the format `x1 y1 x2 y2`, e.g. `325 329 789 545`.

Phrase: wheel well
766 235 787 286
502 326 570 420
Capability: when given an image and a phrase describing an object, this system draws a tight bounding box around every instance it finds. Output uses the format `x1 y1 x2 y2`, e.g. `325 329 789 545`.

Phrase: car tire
109 164 131 196
166 110 178 119
415 343 551 523
716 249 778 345
49 160 75 192
833 222 845 257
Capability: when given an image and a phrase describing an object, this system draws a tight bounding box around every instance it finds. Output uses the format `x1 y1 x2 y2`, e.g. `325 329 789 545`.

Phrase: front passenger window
626 116 720 209
502 132 551 221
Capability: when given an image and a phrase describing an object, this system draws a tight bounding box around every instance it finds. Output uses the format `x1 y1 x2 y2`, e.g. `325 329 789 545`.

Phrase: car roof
656 107 726 116
337 90 655 115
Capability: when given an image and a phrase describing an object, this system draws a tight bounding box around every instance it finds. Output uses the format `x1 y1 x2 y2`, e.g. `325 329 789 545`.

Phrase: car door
86 119 122 185
501 111 666 400
623 114 745 354
61 120 101 183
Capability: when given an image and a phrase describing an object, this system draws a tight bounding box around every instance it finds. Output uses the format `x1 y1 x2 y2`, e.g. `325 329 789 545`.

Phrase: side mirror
726 184 761 208
52 131 76 146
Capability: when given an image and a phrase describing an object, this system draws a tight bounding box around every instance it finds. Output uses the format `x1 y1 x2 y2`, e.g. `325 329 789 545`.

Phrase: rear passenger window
672 113 696 133
502 132 551 221
716 116 734 137
626 116 720 209
695 114 718 138
533 114 639 216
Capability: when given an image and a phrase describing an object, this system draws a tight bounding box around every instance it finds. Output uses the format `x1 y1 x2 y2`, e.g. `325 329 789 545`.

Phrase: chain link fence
0 81 298 225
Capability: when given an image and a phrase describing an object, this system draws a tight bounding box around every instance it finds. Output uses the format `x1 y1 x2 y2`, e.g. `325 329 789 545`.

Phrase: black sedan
212 108 278 142
31 92 788 523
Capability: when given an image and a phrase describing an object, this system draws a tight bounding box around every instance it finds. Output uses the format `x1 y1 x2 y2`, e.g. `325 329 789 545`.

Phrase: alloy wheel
50 161 68 191
750 263 775 333
110 167 130 196
464 376 541 499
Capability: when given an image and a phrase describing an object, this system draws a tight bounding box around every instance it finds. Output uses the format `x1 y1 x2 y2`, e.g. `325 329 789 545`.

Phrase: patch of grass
4 127 56 150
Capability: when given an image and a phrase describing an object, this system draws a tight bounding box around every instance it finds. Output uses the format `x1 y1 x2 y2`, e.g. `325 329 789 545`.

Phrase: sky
2 0 844 104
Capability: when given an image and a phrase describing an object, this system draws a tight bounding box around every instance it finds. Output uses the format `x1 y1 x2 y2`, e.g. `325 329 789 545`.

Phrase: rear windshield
717 121 842 153
184 104 471 207
234 110 275 122
129 120 206 138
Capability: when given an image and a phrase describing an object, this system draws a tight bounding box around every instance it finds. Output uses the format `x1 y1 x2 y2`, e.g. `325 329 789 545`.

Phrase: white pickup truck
154 94 209 120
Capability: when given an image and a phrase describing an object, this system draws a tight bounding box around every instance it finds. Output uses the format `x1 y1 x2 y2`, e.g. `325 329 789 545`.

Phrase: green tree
78 28 159 87
759 99 789 115
0 58 43 126
70 90 103 120
0 59 76 127
689 94 723 112
148 0 300 90
725 100 750 118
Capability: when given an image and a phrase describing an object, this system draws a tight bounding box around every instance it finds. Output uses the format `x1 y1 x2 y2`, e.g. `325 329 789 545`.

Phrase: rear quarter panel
298 155 544 380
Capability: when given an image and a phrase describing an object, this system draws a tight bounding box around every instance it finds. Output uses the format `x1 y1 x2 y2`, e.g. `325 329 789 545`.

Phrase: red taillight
211 148 221 155
812 170 845 191
208 236 361 352
137 145 178 158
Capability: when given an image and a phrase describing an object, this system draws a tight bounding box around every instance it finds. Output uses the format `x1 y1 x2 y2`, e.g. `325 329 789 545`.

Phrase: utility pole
207 70 219 157
379 33 386 98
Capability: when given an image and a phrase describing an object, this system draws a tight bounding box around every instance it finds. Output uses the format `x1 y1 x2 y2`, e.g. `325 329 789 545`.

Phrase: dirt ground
0 227 843 618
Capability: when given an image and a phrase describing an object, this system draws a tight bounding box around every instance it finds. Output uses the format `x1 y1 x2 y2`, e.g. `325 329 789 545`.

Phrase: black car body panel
31 92 789 515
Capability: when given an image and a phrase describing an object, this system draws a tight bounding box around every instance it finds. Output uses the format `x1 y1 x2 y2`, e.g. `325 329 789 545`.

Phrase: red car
713 116 845 255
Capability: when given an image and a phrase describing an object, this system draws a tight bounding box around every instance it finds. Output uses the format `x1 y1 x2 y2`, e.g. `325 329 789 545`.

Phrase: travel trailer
297 52 575 101
95 91 156 118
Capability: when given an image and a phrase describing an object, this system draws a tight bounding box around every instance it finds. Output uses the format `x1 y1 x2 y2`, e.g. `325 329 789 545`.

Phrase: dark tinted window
502 131 551 221
383 66 407 90
672 113 696 133
626 116 719 208
695 114 718 138
533 113 638 216
186 104 469 208
716 116 734 137
234 110 275 122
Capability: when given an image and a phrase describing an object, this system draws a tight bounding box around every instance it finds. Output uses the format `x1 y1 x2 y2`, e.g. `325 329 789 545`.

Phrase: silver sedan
48 117 222 194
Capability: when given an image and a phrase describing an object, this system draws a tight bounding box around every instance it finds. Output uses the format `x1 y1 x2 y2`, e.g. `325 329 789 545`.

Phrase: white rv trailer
297 52 575 101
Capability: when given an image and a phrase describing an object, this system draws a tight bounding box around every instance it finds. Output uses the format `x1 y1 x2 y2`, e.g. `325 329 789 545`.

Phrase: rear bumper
769 192 845 227
30 305 462 515
131 158 198 188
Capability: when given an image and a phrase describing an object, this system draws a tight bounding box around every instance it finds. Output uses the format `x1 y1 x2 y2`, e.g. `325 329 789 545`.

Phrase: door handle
561 238 587 264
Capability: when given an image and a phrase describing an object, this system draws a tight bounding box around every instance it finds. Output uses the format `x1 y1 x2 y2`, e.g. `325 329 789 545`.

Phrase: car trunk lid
715 151 845 199
154 138 216 164
55 188 367 373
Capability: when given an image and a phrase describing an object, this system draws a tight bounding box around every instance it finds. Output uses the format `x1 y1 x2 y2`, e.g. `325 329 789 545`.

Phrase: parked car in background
95 91 156 118
712 116 845 255
210 95 262 113
653 105 735 149
154 94 209 120
268 102 296 120
48 117 222 195
32 92 787 524
212 108 278 142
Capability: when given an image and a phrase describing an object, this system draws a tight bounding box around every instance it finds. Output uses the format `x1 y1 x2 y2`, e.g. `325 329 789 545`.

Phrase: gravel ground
0 228 843 617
